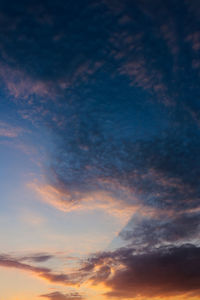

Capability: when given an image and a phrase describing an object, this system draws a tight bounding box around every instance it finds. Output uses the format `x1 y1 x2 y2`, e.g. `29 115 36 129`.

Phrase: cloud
40 291 84 300
0 0 199 117
120 211 200 248
30 181 137 221
0 121 23 138
0 0 198 116
0 254 71 285
0 0 107 100
41 124 200 220
0 63 52 100
80 244 200 298
30 123 200 298
20 253 53 263
105 0 200 122
2 243 200 299
1 1 200 299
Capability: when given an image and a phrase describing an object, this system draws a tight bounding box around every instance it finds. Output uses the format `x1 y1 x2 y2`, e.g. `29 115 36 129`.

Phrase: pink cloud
0 121 24 138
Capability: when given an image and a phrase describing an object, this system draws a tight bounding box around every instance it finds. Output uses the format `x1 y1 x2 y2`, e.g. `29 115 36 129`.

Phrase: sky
0 0 200 299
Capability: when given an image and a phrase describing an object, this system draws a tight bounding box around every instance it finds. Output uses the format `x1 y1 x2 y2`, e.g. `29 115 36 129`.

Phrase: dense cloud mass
120 211 200 248
0 0 200 299
80 244 200 298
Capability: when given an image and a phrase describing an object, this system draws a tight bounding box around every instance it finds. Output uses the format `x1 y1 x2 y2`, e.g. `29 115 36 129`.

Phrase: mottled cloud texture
0 0 200 299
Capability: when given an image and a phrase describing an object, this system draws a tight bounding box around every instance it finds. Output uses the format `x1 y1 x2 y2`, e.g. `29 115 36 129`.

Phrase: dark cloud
0 0 108 81
120 211 200 248
0 0 199 114
0 0 200 127
48 122 200 216
20 253 53 263
40 291 84 300
0 254 50 273
81 244 200 298
15 0 199 217
0 0 111 104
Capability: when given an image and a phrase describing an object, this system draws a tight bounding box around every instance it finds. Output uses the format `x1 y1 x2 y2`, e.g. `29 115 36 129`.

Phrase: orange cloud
29 180 137 223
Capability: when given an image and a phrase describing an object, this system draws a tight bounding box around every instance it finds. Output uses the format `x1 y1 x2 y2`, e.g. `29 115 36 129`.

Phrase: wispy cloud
40 291 84 300
0 254 71 285
20 254 53 263
0 121 24 138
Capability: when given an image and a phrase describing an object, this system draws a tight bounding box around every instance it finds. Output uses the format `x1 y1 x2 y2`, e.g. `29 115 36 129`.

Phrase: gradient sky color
0 0 200 299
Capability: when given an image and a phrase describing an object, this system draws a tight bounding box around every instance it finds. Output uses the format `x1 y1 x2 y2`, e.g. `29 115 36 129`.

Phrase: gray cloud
120 211 200 248
40 291 84 300
20 253 53 263
0 254 70 285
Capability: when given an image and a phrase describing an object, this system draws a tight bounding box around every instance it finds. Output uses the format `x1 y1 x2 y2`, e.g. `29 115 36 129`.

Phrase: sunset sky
0 0 200 299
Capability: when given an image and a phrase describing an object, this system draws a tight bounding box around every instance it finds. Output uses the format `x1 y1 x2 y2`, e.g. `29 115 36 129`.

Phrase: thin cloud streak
0 254 71 285
40 291 85 300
